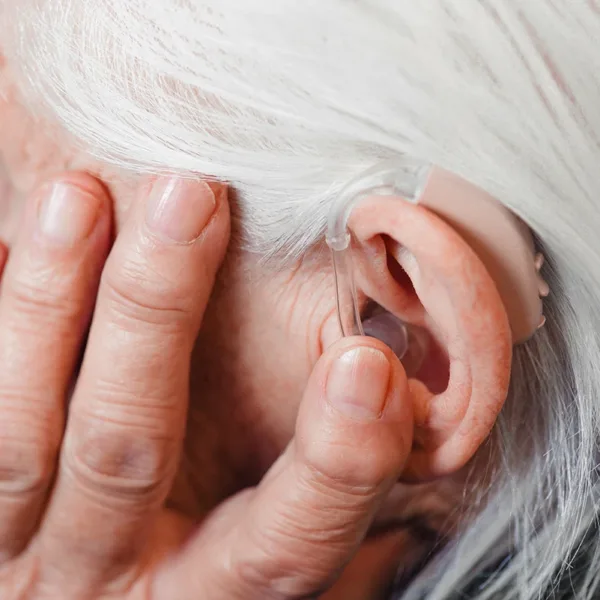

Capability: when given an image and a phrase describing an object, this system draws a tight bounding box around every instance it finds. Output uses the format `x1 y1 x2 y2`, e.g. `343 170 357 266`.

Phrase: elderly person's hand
0 172 413 600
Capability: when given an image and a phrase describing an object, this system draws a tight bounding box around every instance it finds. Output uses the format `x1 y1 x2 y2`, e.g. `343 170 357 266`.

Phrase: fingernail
326 347 391 421
145 178 216 243
38 183 101 246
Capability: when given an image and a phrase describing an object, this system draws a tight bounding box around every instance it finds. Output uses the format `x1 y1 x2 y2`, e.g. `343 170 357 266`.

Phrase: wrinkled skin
0 52 321 514
0 51 465 599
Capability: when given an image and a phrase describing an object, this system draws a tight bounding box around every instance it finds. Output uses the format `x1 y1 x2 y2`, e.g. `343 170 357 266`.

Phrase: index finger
36 177 230 592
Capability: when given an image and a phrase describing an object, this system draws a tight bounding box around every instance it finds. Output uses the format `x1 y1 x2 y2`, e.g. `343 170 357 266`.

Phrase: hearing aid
326 158 549 364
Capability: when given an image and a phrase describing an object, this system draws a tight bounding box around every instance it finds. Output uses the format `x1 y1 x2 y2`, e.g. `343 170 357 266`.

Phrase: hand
0 172 413 599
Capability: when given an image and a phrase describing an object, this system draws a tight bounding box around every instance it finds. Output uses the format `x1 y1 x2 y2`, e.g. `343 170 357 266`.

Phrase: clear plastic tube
325 158 431 355
331 246 365 337
325 158 431 252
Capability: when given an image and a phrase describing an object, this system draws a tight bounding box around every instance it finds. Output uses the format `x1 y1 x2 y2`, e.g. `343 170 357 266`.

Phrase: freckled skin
348 197 513 480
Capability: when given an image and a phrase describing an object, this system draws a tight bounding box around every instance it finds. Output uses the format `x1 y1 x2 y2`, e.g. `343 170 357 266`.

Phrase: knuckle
228 542 296 600
92 377 181 414
299 434 393 493
0 420 58 496
226 467 373 598
259 505 350 560
63 415 176 503
226 552 280 598
229 533 336 600
8 271 83 326
101 258 194 330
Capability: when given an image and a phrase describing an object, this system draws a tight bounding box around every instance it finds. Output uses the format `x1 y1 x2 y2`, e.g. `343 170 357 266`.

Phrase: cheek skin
180 252 341 506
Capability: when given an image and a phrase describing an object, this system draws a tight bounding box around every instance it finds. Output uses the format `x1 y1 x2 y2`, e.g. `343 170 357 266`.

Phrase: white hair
4 1 600 598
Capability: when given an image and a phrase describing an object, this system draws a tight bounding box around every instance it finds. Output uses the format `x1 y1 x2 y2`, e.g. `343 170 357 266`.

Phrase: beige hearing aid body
420 168 548 344
326 162 548 347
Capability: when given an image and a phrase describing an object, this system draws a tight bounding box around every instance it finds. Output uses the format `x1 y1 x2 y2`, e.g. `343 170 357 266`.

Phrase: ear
349 196 513 482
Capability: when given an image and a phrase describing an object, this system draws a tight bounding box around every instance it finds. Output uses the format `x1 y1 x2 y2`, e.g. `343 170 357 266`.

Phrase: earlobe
349 197 513 481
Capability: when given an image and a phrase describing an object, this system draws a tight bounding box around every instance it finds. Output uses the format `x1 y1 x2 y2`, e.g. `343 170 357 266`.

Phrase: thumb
154 337 414 600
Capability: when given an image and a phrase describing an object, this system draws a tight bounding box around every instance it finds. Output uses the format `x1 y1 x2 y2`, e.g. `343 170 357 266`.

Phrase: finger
154 337 414 600
37 178 230 591
0 174 111 561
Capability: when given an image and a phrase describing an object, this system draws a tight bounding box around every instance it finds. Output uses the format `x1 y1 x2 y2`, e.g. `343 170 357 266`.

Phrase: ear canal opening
367 246 451 391
410 330 450 394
